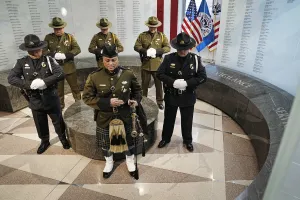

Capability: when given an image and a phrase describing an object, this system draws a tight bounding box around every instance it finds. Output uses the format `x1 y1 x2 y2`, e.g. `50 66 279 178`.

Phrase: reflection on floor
0 86 258 200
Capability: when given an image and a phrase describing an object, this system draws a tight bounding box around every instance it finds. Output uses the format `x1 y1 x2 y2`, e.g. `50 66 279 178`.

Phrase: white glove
173 79 187 90
177 80 187 90
150 48 156 58
173 79 182 89
147 48 156 58
38 84 47 90
30 78 46 90
54 53 66 60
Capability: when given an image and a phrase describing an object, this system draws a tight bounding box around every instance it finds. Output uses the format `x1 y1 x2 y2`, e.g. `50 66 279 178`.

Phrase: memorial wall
0 0 158 70
1 0 299 95
215 0 300 95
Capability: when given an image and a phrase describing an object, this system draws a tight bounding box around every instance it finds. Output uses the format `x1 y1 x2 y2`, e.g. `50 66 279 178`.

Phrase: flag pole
212 0 216 64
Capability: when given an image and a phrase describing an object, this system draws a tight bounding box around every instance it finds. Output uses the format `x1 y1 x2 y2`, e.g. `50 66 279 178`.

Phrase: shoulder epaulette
91 68 103 74
189 52 199 58
119 66 129 70
19 56 28 60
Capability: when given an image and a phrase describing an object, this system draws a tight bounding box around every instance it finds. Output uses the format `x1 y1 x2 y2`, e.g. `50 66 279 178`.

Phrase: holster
20 89 29 102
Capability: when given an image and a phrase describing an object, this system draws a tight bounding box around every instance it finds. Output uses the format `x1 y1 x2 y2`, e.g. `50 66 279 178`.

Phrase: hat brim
96 22 112 29
145 21 162 27
19 41 48 51
102 53 118 58
170 37 196 50
49 22 67 28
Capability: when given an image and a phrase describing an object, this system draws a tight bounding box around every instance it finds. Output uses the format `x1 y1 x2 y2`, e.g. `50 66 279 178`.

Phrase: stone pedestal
64 97 158 160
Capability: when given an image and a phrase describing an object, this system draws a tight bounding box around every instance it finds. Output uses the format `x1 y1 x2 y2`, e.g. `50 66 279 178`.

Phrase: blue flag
196 0 215 52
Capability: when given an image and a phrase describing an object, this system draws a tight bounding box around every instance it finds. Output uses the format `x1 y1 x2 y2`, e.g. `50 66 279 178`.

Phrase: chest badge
64 40 69 46
190 64 194 69
170 63 175 68
122 81 128 85
178 71 182 75
41 62 46 67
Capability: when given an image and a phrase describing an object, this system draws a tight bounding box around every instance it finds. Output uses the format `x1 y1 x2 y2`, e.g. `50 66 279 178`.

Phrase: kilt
96 125 140 155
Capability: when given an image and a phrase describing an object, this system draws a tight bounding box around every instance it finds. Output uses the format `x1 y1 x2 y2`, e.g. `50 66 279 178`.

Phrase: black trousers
31 98 66 142
161 105 194 144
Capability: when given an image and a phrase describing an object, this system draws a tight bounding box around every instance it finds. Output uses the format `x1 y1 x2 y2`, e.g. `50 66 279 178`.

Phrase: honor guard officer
156 32 207 152
88 18 124 68
134 16 170 110
43 17 82 109
8 34 70 154
82 44 142 178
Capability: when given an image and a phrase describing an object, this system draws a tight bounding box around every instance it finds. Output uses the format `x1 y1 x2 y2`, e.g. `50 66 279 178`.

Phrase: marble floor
0 86 259 200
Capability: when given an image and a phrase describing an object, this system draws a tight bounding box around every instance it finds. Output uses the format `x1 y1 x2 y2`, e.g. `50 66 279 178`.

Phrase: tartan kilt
96 125 140 152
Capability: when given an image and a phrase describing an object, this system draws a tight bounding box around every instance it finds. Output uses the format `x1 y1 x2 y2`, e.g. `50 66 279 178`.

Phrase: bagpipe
130 102 146 180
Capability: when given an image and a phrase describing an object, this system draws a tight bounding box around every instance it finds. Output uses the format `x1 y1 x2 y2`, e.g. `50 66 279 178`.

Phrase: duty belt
164 88 193 95
27 87 55 96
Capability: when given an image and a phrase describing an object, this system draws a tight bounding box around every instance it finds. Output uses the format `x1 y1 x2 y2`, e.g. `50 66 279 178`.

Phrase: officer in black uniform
8 34 70 154
156 32 207 152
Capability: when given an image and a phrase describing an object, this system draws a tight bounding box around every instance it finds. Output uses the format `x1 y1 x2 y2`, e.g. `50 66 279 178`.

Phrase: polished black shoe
185 143 194 152
103 172 112 179
60 137 70 149
158 140 169 148
129 171 136 177
37 141 50 154
158 104 164 110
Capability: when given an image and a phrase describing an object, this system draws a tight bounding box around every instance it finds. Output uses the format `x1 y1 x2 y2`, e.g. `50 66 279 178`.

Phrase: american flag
208 20 220 51
181 0 202 44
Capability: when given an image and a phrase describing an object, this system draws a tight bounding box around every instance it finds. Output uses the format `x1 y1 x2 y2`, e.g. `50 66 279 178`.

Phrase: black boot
59 136 70 149
37 141 50 154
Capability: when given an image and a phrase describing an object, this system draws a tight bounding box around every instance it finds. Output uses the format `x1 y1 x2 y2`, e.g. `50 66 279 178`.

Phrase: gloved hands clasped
54 53 66 60
30 78 47 90
147 48 157 58
173 79 187 91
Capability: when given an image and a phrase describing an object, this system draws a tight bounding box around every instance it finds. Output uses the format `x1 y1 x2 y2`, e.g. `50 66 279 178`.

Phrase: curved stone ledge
196 65 294 200
64 97 158 160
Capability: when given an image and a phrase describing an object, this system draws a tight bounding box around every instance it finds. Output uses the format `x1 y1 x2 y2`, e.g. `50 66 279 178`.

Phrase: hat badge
29 41 34 45
180 40 185 45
